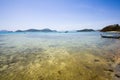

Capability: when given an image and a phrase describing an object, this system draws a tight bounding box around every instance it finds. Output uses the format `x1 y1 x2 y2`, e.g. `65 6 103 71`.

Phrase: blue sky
0 0 120 31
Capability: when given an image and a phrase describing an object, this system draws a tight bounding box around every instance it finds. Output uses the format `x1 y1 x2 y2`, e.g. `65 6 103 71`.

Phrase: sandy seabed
0 32 120 80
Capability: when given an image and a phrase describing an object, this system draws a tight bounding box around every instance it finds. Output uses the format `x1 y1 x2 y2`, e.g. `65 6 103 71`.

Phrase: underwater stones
104 67 114 72
23 48 44 54
109 57 115 62
114 77 120 80
108 68 114 72
113 63 120 79
9 59 18 64
38 48 44 51
38 75 44 80
85 65 91 69
0 65 8 71
57 70 62 75
115 64 120 72
115 72 120 80
115 72 120 78
105 53 115 62
94 59 100 62
25 48 33 54
49 45 59 48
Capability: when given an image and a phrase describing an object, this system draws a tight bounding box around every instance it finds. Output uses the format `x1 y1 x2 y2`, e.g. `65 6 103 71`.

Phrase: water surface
0 32 120 80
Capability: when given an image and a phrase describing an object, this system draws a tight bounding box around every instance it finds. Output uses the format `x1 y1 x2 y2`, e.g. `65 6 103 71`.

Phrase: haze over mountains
0 24 120 33
0 28 95 33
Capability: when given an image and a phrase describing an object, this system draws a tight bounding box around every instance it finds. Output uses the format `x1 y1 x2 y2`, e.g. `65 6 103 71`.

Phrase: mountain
0 30 13 32
39 28 57 32
25 29 41 32
15 28 57 32
101 24 120 32
76 29 95 32
16 30 24 32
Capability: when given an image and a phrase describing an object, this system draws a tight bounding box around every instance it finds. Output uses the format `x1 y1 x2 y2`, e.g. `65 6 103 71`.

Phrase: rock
85 65 91 69
114 64 120 79
58 70 62 75
38 75 44 80
94 59 100 62
115 64 120 72
115 72 120 78
104 66 114 72
114 77 120 80
0 65 8 71
107 68 114 72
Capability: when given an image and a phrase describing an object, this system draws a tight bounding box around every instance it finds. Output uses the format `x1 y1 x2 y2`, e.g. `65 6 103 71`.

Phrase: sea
0 32 120 80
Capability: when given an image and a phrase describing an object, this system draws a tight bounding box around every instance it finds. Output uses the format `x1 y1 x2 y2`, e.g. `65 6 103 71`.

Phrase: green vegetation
101 24 120 32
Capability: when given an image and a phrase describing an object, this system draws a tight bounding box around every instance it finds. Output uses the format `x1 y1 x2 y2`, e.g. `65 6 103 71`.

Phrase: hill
76 29 95 32
16 28 57 32
101 24 120 32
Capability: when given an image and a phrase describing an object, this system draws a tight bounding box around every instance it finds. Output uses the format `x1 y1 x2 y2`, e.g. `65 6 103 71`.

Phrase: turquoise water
0 32 120 80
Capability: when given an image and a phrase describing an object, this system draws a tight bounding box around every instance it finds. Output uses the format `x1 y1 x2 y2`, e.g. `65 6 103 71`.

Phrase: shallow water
0 32 120 80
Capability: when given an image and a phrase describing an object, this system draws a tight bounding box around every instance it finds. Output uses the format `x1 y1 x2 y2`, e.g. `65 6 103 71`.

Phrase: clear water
0 32 120 80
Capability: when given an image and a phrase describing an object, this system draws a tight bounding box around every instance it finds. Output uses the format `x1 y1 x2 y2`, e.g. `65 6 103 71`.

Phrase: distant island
0 28 96 33
16 28 57 32
76 29 95 32
1 24 120 33
101 24 120 32
0 30 13 33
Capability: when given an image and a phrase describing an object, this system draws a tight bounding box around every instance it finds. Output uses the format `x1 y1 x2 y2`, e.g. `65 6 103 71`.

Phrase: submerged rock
103 65 114 72
85 65 91 69
94 59 100 62
38 75 44 80
114 63 120 79
115 72 120 78
58 70 62 75
0 65 8 71
115 64 120 72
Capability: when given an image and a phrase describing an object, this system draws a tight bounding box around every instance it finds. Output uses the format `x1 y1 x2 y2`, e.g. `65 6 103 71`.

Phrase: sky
0 0 120 31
